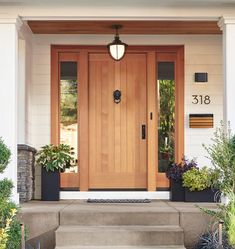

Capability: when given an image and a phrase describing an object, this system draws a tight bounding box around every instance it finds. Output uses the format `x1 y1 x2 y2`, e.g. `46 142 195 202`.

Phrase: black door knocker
113 89 121 104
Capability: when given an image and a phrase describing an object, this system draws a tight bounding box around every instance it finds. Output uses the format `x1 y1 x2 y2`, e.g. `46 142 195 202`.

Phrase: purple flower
166 158 198 182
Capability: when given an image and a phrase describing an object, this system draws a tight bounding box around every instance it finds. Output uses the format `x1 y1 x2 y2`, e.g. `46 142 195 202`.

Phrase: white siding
30 34 223 198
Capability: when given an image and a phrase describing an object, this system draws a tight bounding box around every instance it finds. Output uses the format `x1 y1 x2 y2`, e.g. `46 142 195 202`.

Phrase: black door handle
142 125 146 139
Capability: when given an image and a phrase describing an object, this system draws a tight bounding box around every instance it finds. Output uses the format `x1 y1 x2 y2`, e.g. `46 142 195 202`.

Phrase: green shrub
0 138 11 174
183 167 211 191
0 179 13 201
0 138 24 249
227 193 235 246
0 201 18 227
36 144 75 172
0 200 23 249
0 207 17 249
5 219 23 249
203 122 235 194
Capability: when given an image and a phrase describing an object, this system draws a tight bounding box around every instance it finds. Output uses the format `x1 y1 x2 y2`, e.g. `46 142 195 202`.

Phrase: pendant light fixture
107 24 128 61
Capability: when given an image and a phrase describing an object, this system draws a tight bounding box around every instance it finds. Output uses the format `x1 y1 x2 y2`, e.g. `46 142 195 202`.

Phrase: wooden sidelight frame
155 48 185 189
51 45 184 191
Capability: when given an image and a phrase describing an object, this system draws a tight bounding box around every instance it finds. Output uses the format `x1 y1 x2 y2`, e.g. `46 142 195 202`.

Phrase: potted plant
36 144 74 201
166 158 197 201
182 166 217 202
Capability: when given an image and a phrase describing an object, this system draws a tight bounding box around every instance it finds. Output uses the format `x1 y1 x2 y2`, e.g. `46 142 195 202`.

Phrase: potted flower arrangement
36 144 74 201
182 166 218 202
166 158 197 201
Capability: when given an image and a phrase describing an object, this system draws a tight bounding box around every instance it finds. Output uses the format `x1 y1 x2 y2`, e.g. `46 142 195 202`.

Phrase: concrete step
60 211 179 226
56 246 187 249
60 203 179 226
55 225 184 247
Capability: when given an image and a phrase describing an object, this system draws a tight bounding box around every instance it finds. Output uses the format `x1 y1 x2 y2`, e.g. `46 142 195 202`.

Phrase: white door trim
60 191 170 200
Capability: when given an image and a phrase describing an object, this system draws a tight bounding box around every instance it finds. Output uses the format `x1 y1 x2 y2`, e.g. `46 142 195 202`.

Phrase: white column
18 38 26 144
0 16 22 203
218 17 235 131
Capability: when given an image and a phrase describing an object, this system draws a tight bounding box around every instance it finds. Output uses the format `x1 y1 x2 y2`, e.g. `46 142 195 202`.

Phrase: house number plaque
192 95 211 105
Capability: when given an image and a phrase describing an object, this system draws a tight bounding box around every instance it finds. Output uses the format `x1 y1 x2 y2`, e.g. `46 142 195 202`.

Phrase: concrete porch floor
19 200 218 249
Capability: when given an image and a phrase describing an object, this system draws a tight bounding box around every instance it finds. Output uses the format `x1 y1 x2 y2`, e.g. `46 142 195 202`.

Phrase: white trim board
22 16 219 21
60 191 170 200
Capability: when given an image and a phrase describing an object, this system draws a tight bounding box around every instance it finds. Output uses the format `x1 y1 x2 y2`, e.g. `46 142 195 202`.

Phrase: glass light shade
107 35 127 61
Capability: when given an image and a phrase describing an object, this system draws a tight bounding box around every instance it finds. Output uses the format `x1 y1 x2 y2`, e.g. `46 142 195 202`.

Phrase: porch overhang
27 20 221 34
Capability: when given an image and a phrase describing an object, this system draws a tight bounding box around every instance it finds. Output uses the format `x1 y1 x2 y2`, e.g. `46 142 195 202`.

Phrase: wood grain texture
155 47 184 188
51 46 59 145
189 117 213 128
79 51 89 191
147 52 157 191
60 173 80 188
88 53 147 189
28 20 221 34
51 45 184 190
51 47 81 189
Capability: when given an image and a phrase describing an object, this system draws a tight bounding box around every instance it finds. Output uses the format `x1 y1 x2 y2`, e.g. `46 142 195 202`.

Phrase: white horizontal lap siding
184 37 223 167
29 34 223 199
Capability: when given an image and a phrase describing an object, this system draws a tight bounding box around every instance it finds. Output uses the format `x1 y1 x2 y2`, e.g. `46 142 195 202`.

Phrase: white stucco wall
29 34 223 198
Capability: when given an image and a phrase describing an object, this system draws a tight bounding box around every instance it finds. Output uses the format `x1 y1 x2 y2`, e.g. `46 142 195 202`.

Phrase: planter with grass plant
182 167 218 202
36 144 74 201
166 158 197 201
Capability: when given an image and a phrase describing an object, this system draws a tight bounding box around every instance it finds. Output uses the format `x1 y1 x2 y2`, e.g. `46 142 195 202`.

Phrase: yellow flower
0 208 17 249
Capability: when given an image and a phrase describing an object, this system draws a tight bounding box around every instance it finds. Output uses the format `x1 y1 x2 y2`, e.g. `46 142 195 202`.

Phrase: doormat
87 199 151 203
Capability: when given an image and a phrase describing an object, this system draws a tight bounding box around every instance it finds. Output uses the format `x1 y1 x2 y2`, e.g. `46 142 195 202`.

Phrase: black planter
170 180 185 201
41 167 60 201
185 188 218 202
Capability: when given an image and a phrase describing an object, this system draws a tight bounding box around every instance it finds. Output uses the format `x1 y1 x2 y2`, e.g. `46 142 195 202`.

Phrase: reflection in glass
60 62 78 173
157 62 175 172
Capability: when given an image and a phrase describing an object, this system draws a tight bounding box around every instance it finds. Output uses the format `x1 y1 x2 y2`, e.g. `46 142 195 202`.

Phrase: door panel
88 53 147 189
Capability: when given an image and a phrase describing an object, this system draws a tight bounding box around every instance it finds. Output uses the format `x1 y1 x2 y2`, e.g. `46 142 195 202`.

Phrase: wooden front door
88 53 147 189
51 45 184 191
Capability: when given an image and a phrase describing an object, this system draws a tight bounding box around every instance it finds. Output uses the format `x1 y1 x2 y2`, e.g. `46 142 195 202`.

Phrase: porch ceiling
27 20 221 34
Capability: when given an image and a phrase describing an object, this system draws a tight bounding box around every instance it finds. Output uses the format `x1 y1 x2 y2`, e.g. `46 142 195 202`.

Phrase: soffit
27 20 221 34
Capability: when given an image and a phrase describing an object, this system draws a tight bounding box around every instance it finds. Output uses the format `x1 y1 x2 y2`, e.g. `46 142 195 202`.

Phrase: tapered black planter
41 167 60 201
170 180 185 201
185 188 218 202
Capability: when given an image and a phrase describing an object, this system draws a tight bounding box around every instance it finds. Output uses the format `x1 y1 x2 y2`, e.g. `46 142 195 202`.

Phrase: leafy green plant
227 192 235 246
0 196 24 249
158 79 175 170
5 219 24 249
194 230 233 249
166 158 198 182
60 79 77 126
0 208 17 249
36 144 75 172
203 122 235 194
0 179 13 201
0 201 24 249
0 138 11 174
183 167 211 191
0 138 26 249
198 191 235 248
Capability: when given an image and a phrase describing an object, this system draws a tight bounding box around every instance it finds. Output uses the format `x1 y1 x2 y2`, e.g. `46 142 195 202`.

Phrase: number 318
192 95 211 105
